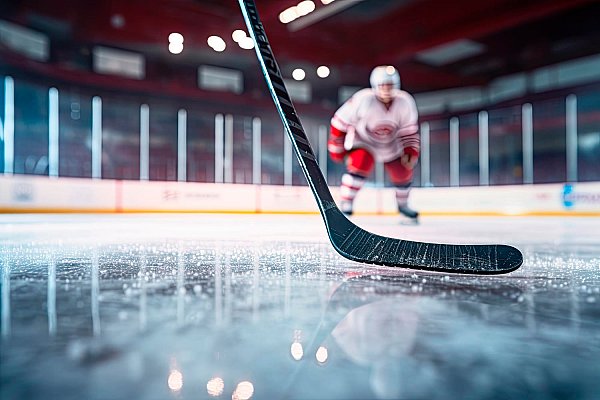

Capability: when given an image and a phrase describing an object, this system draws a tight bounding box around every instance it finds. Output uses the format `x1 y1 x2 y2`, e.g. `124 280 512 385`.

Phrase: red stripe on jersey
330 125 346 138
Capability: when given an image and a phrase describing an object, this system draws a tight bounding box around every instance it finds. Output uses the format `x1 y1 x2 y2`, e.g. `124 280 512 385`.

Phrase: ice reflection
1 247 10 338
315 346 328 364
1 215 599 400
91 247 101 336
232 380 254 400
167 368 183 392
215 245 223 327
138 252 147 331
252 246 260 323
47 250 56 336
290 341 303 361
207 376 224 397
284 241 291 318
177 243 185 327
294 271 600 399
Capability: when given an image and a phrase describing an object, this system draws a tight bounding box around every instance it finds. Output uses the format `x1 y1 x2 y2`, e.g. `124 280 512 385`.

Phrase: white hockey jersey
331 88 419 163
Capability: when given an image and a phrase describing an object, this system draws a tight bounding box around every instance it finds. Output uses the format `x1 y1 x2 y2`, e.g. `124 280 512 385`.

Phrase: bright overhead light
279 7 298 24
321 0 335 4
238 36 255 50
316 66 330 78
292 68 306 81
232 29 246 43
169 42 183 54
297 1 315 16
169 32 184 44
280 1 317 24
207 35 226 52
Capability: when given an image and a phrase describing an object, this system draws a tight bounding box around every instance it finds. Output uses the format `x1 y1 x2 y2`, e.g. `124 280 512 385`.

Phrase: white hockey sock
340 173 366 211
395 186 411 208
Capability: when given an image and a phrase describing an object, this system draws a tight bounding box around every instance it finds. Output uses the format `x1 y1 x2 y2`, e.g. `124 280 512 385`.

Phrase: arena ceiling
2 0 599 94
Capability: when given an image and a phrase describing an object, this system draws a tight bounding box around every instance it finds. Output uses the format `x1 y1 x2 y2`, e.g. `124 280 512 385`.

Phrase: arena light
169 42 183 54
168 32 184 54
292 68 305 80
238 36 255 50
279 7 298 24
321 0 335 4
280 1 321 25
169 32 184 43
296 0 316 16
207 35 226 52
316 65 330 78
232 29 246 43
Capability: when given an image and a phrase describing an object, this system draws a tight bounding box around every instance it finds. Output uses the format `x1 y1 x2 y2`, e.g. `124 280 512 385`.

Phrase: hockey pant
339 148 414 211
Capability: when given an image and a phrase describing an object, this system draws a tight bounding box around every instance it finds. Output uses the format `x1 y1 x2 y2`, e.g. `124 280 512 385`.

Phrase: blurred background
0 0 599 193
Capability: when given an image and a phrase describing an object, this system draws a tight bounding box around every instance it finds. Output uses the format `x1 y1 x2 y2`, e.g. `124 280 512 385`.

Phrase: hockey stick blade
239 0 523 274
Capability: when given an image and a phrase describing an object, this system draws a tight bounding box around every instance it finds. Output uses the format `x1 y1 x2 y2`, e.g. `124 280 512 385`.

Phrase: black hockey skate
398 205 419 224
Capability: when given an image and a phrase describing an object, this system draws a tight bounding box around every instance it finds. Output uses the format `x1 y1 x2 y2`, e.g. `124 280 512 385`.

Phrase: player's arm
328 96 357 163
398 94 420 169
328 123 347 163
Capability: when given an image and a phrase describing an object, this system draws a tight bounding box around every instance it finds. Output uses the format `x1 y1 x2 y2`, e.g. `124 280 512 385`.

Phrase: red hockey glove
401 147 419 169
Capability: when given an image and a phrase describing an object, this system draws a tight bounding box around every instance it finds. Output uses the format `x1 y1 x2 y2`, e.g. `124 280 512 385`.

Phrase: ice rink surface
1 213 599 400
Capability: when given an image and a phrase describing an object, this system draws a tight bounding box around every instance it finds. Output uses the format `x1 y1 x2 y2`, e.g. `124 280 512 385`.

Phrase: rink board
0 174 599 215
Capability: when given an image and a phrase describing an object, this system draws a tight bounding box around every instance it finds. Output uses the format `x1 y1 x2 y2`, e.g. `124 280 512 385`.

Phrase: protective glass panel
0 76 5 171
232 115 253 184
13 79 48 175
149 102 177 181
489 106 522 185
429 119 450 187
59 88 92 178
187 108 215 183
533 98 566 183
458 113 479 186
260 116 284 185
102 95 140 180
577 90 600 182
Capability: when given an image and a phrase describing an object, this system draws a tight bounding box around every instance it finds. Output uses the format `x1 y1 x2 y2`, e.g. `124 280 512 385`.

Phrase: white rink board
258 184 318 213
118 181 257 212
409 183 600 214
0 175 116 211
0 174 599 215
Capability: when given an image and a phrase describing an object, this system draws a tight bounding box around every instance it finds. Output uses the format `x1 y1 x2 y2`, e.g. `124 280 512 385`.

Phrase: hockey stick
239 0 523 274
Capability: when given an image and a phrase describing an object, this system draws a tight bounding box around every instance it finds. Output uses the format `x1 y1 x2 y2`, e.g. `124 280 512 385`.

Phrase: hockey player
328 65 420 222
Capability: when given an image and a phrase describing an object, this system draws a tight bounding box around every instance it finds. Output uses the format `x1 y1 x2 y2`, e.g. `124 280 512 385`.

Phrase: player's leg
340 149 375 215
384 158 419 222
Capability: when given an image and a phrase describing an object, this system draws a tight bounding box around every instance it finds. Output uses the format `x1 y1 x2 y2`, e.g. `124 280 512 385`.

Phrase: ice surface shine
1 214 600 400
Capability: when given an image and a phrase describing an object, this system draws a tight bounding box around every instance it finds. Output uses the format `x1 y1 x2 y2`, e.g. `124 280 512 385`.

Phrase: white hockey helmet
370 65 401 90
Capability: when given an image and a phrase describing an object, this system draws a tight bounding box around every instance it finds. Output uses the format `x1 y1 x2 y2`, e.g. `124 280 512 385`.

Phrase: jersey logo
366 123 397 142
